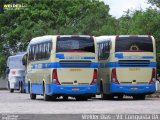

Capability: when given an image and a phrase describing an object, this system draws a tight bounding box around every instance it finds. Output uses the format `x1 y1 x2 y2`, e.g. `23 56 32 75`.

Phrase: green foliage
118 8 160 53
148 0 160 8
0 0 114 76
0 0 160 76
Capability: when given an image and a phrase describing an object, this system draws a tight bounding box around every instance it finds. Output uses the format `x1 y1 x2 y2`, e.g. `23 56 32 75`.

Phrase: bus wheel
76 96 88 101
133 95 145 100
43 84 51 101
102 94 113 100
63 96 68 100
30 93 36 100
117 94 123 100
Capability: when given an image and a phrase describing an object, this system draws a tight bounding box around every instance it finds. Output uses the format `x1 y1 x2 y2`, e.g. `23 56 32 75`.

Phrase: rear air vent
118 60 150 67
59 60 91 68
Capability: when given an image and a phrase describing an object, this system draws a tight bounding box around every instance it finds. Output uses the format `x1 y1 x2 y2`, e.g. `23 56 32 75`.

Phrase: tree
148 0 160 8
0 0 114 76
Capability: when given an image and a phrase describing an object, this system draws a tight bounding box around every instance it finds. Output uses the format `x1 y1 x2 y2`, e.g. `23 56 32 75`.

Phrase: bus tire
76 96 88 101
103 94 114 100
117 94 123 100
30 93 36 100
133 95 145 100
43 83 51 101
63 96 68 100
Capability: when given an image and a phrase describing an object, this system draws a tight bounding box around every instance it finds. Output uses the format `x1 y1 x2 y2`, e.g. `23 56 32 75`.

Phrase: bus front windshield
115 37 153 52
56 36 95 53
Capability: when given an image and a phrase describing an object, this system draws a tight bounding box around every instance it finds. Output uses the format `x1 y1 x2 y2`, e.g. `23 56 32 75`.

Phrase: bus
7 52 26 93
24 35 98 101
96 35 156 100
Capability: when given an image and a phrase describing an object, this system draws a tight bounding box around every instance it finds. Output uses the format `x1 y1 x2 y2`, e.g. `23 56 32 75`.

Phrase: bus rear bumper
46 84 98 95
110 83 156 95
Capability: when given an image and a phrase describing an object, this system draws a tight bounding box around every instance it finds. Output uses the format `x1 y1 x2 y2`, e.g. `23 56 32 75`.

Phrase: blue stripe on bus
115 53 154 59
27 83 98 95
142 56 154 59
56 54 65 59
115 53 123 58
98 62 156 68
83 57 95 59
31 62 98 69
110 82 156 94
56 54 95 59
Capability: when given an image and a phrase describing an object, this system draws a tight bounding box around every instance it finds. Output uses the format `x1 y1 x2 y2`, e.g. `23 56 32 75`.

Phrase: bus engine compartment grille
59 60 91 68
118 60 150 67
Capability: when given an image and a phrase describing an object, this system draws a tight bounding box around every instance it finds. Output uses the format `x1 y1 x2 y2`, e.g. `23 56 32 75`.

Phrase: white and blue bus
24 35 98 101
96 35 156 100
7 52 26 93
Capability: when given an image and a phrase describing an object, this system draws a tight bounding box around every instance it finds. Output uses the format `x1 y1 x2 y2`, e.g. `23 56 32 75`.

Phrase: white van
7 52 26 93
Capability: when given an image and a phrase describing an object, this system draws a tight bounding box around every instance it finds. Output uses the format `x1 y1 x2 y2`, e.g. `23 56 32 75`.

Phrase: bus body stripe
31 62 98 69
115 54 154 59
98 62 156 68
56 54 95 59
56 54 65 59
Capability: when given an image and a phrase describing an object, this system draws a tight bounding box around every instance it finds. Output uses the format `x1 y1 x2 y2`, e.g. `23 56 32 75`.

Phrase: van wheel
133 95 145 100
30 93 36 100
10 89 14 93
43 84 51 101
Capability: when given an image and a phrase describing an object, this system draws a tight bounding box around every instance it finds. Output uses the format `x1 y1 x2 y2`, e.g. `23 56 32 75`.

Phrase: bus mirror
109 41 111 50
22 54 27 66
22 58 26 65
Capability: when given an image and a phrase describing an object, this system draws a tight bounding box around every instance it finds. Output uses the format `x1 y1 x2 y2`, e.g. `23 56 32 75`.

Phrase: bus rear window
115 37 153 52
56 36 95 53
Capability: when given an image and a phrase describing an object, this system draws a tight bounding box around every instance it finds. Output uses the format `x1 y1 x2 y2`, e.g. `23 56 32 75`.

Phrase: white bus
96 35 156 100
24 35 98 101
7 53 26 93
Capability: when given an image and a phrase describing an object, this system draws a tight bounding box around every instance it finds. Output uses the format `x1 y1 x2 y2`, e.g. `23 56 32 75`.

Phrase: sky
103 0 151 18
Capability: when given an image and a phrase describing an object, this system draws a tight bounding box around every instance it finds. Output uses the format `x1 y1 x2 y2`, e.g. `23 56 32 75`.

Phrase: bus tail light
149 68 156 84
91 69 97 85
111 68 119 84
52 69 60 85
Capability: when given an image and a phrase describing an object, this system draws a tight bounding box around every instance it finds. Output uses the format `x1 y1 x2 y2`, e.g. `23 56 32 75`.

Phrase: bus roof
96 35 154 43
29 35 92 45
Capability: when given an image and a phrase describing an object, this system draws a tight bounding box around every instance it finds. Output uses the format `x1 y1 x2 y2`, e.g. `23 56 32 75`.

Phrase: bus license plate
72 88 80 91
131 87 138 90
